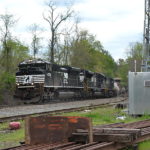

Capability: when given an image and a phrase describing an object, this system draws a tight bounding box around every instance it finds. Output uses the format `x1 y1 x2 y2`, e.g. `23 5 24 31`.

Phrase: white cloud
0 0 144 60
73 0 144 60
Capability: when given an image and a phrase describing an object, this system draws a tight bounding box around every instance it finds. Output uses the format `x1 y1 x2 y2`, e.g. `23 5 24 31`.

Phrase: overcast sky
0 0 144 61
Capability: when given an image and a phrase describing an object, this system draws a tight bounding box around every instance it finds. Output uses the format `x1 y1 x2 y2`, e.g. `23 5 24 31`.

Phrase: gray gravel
0 97 126 119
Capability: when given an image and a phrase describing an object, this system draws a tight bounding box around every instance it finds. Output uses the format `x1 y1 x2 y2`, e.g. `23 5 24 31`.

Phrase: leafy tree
69 30 117 77
0 39 29 73
0 12 30 103
70 39 93 69
116 42 143 86
127 42 143 59
116 59 128 86
0 12 17 73
98 51 117 77
126 42 143 72
0 39 29 103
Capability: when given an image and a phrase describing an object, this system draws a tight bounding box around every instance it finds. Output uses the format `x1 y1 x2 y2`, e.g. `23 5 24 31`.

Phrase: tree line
0 0 143 103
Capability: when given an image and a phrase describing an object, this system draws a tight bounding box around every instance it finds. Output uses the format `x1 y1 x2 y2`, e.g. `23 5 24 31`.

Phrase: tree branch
54 10 73 30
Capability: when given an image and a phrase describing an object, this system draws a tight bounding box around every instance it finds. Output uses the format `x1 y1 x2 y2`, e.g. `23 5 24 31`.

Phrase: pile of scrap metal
5 116 150 150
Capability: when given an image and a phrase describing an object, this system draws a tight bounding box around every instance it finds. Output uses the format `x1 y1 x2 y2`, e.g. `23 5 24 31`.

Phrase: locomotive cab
15 59 51 101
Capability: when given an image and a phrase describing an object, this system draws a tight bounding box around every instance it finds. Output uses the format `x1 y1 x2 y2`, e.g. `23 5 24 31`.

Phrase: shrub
0 72 15 103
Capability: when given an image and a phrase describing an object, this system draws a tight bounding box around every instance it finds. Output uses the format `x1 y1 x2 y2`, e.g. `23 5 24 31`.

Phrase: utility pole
142 0 150 71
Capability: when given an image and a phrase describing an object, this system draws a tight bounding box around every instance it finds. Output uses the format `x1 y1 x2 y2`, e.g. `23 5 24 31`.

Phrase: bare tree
0 12 17 72
63 32 71 65
28 23 43 59
60 27 73 65
56 16 81 65
43 0 73 63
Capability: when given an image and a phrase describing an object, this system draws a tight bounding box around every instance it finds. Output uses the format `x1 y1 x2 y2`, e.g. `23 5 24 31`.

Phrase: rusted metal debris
25 116 93 145
4 117 150 150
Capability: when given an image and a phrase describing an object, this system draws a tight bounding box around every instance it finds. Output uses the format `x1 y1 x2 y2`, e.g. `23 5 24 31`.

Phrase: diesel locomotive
15 59 116 103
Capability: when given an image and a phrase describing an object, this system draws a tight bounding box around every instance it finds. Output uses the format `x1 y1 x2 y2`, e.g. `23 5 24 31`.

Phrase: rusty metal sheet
25 116 92 145
67 116 93 142
25 116 68 145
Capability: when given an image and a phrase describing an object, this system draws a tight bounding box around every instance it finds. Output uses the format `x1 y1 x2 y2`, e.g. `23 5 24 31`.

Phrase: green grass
139 140 150 150
0 128 24 142
1 107 150 149
61 107 150 125
0 122 9 130
0 120 24 149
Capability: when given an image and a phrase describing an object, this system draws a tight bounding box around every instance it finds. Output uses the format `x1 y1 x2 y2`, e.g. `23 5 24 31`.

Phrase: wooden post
88 118 93 143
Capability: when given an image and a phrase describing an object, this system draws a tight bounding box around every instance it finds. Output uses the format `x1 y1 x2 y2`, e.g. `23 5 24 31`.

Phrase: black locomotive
15 59 116 103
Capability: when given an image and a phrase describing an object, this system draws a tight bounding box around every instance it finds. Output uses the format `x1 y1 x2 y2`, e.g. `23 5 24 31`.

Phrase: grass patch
0 122 9 130
61 107 150 125
0 128 24 142
1 107 150 149
0 120 24 149
139 140 150 150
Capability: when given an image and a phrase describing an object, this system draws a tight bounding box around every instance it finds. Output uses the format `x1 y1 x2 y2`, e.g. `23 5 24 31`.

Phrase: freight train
14 59 117 103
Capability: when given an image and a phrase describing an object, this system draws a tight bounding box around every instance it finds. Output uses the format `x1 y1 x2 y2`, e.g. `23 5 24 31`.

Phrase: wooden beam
76 128 141 140
72 132 135 143
94 128 141 140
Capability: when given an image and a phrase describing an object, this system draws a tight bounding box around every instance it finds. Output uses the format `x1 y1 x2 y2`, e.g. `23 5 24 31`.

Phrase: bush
0 72 15 90
0 72 15 103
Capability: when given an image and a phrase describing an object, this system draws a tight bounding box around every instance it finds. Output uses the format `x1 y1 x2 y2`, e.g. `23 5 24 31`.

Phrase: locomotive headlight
31 83 34 85
17 83 20 86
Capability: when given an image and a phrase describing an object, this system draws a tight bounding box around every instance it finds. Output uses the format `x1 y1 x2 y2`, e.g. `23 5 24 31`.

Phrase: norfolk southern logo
23 75 32 84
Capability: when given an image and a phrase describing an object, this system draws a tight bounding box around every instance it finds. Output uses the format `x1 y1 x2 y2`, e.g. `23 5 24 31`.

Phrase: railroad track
0 97 127 123
4 118 150 150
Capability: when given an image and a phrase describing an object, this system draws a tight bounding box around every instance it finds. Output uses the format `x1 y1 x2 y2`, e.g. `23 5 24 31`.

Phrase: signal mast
142 0 150 71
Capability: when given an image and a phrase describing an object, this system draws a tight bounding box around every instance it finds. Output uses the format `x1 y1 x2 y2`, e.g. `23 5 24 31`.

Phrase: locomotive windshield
16 63 46 75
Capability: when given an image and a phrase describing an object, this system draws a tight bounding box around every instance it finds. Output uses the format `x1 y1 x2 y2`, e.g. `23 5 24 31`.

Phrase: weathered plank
71 132 135 143
94 128 141 140
77 128 141 134
76 128 141 140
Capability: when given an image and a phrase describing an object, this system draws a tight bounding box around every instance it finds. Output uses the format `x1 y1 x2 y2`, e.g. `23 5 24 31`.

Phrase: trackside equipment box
129 72 150 115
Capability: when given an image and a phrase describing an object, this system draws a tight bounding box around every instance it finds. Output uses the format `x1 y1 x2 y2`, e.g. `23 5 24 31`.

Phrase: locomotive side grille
32 75 45 83
16 74 45 84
